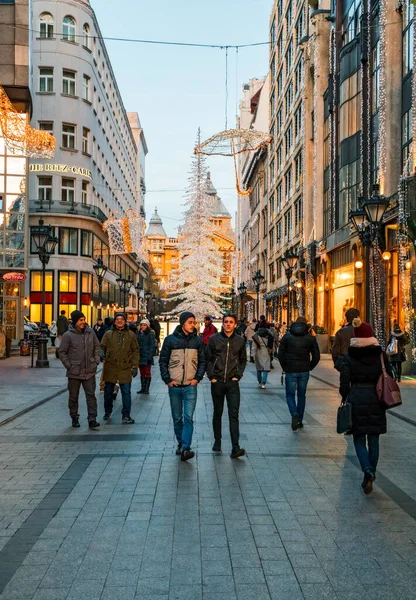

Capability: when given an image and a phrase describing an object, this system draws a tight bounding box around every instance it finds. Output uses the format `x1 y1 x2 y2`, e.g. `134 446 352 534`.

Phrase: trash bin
20 339 31 356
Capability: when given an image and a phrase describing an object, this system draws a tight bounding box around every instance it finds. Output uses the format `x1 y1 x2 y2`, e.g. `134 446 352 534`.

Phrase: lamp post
281 250 298 325
252 270 265 320
349 183 389 325
135 281 143 315
230 288 236 313
30 218 58 368
144 290 152 317
237 282 247 320
93 257 108 320
116 274 133 312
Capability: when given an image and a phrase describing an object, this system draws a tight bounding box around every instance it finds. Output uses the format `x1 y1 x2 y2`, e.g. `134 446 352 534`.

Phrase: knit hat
71 310 85 326
114 312 126 321
352 317 374 338
180 311 195 326
140 318 150 327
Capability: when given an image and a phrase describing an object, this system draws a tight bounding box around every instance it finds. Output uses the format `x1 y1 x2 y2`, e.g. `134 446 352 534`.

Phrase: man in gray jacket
59 310 100 429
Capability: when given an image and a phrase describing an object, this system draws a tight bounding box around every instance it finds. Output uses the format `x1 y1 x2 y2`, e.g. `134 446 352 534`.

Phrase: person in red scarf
201 316 218 346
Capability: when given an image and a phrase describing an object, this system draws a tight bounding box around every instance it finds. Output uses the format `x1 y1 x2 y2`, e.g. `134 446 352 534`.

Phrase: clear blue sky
92 0 271 237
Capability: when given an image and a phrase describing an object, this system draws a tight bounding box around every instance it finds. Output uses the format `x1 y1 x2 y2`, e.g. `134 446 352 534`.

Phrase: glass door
0 282 20 343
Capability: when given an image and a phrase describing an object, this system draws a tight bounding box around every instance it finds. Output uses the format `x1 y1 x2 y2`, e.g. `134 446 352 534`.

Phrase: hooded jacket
277 322 320 373
339 343 393 436
159 325 206 385
59 325 100 380
56 314 69 336
101 324 140 384
206 330 247 382
252 328 274 372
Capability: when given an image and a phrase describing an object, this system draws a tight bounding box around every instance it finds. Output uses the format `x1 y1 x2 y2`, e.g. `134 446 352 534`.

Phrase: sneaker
122 416 135 424
291 414 300 431
258 382 262 388
297 422 304 429
362 470 376 495
175 444 182 455
103 413 111 421
231 447 245 459
180 449 195 461
72 417 80 428
88 420 100 430
261 383 266 389
212 441 222 452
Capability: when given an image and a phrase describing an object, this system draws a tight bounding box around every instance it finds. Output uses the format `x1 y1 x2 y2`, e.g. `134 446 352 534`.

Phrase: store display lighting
355 260 363 270
382 251 391 261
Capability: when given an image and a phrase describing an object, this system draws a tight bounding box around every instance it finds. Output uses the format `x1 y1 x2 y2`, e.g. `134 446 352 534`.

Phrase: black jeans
68 376 97 421
211 380 240 448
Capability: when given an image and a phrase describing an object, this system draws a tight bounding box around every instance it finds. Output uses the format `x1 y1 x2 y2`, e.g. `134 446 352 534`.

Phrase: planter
316 333 329 354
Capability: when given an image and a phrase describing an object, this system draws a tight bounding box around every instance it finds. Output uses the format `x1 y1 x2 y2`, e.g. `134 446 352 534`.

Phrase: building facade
27 0 147 327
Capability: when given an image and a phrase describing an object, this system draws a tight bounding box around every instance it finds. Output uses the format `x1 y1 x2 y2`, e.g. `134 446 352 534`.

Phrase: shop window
30 270 53 325
39 13 54 39
63 16 76 42
81 230 93 256
59 228 78 255
59 271 77 318
331 264 355 335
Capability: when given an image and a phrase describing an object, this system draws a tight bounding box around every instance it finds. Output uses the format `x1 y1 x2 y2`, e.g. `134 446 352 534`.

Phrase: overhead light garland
103 208 147 258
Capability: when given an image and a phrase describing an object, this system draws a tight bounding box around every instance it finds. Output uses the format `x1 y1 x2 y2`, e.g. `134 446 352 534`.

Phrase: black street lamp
252 270 265 320
281 250 298 325
31 218 58 368
135 281 143 315
93 257 108 320
144 290 152 317
230 288 236 313
116 274 133 312
237 282 247 319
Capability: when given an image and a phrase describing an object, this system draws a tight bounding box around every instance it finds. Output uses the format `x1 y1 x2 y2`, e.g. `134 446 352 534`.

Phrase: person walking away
387 323 410 382
339 319 393 494
93 318 106 341
332 308 360 371
236 318 247 339
159 312 206 461
201 316 218 346
278 316 320 430
255 315 268 332
137 319 156 394
253 325 274 388
206 314 247 458
56 310 69 357
150 318 161 355
49 321 57 347
101 313 140 423
245 319 257 363
58 310 100 429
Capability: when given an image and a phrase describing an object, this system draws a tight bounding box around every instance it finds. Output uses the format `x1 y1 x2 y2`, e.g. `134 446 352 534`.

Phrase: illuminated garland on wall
329 27 337 232
378 0 387 193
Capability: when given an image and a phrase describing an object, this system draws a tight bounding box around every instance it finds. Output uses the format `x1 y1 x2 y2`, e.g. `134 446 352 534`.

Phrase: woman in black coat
136 319 156 395
339 318 393 494
387 323 410 382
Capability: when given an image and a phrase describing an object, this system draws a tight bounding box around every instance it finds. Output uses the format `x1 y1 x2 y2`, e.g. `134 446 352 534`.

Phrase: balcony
29 198 108 223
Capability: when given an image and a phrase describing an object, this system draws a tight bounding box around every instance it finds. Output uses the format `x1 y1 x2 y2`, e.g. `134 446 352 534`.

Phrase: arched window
83 23 90 48
63 16 76 42
39 13 54 39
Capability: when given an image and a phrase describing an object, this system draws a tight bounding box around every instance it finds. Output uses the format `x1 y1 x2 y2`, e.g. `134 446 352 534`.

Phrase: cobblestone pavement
0 358 416 600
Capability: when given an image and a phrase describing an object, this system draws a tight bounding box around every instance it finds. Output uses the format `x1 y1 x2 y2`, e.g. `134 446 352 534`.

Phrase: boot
137 376 145 394
144 377 151 395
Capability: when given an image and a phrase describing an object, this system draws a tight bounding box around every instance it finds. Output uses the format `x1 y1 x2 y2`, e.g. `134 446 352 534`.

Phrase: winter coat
332 323 354 369
93 323 106 342
202 323 218 345
56 315 69 336
150 319 161 342
159 325 206 385
387 330 410 363
244 323 256 342
138 329 156 366
206 331 247 382
253 328 274 372
277 322 320 374
339 344 393 436
59 325 100 380
101 325 140 384
49 324 57 337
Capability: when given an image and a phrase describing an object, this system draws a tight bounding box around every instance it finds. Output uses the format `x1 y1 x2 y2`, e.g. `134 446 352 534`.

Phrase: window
270 90 276 117
295 198 303 234
285 168 293 201
284 209 292 238
342 0 361 47
62 124 75 149
30 271 53 325
270 158 275 185
62 69 76 95
81 230 93 256
277 68 284 99
295 152 302 188
39 13 54 39
296 7 304 44
81 181 89 205
63 16 76 42
402 109 412 167
295 59 303 98
285 40 293 76
403 4 414 77
82 75 90 101
285 83 293 115
59 271 78 318
277 143 283 173
82 127 90 154
61 178 75 203
276 219 282 244
59 229 78 254
270 18 276 48
38 121 53 134
295 104 302 140
339 71 361 142
38 176 52 202
277 106 283 136
285 123 293 156
277 183 283 212
82 23 90 48
39 67 53 93
339 159 360 227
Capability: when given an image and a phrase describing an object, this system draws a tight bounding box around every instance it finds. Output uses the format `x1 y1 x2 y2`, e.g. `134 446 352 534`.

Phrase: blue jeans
104 382 132 418
353 434 380 473
169 385 197 450
257 370 268 384
285 372 310 422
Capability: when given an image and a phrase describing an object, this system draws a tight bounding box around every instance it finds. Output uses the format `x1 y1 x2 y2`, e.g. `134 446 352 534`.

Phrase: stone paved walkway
0 359 416 599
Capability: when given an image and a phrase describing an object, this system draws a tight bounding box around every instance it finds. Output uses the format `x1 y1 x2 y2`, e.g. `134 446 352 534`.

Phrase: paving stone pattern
0 360 416 599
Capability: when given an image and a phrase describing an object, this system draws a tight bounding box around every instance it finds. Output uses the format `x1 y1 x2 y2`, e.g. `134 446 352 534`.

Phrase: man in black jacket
278 317 320 431
332 307 360 371
159 312 206 461
206 314 247 458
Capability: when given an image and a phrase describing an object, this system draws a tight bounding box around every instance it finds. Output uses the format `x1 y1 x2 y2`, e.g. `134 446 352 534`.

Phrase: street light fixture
281 250 298 325
116 274 133 312
30 218 58 368
93 257 108 320
135 281 143 314
144 290 152 317
237 282 247 319
230 288 236 313
252 270 265 320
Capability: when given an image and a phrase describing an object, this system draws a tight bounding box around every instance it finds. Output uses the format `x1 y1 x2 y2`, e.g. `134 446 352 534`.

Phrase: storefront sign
29 163 92 179
2 272 26 282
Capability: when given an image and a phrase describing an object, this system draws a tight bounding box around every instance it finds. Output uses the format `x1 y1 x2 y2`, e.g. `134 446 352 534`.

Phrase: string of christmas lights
378 0 387 193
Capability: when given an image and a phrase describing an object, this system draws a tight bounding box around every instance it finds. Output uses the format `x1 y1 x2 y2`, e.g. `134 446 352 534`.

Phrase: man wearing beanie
332 307 360 371
159 311 206 461
101 312 140 424
59 310 101 429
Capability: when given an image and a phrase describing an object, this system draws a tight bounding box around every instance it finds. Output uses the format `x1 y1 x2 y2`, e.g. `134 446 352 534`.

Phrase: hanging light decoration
329 27 337 232
378 0 387 193
0 83 55 158
103 208 148 258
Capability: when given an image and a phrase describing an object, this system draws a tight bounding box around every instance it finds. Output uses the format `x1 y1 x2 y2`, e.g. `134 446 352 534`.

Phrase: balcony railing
29 198 108 223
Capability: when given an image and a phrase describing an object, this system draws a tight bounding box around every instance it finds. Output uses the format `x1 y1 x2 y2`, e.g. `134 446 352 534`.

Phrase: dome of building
146 207 167 237
205 172 231 217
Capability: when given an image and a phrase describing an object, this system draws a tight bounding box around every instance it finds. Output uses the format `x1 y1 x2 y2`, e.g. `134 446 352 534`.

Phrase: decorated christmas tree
169 130 225 320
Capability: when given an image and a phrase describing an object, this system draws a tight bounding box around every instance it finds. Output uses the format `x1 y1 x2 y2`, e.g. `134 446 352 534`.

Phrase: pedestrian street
0 360 416 600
